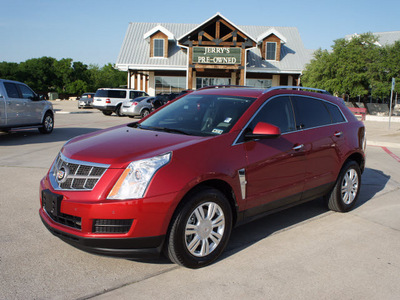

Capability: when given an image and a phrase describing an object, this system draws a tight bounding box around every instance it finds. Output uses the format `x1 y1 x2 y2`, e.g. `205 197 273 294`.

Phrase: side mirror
245 122 281 140
30 95 41 101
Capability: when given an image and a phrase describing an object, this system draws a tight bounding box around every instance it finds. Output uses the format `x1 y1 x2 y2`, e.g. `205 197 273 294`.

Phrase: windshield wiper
139 125 190 135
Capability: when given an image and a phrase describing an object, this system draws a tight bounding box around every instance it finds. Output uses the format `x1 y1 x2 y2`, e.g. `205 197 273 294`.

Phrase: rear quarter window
325 102 346 123
95 90 126 98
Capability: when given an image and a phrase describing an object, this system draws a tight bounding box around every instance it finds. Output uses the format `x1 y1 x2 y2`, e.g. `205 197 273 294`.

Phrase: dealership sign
193 47 241 65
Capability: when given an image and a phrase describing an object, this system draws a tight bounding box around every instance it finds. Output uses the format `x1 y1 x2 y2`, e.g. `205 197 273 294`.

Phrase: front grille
50 153 109 190
93 219 133 234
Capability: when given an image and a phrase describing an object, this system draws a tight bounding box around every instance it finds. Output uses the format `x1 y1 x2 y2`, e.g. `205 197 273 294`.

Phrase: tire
327 160 361 212
38 112 54 134
140 109 150 118
166 187 232 268
102 111 112 116
115 104 123 117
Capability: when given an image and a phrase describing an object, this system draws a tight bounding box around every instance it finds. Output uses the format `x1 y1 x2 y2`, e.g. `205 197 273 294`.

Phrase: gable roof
256 28 288 44
177 12 257 45
116 21 313 74
143 25 175 41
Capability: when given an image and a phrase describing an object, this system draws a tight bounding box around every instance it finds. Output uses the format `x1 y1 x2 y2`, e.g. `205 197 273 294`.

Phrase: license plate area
42 189 63 219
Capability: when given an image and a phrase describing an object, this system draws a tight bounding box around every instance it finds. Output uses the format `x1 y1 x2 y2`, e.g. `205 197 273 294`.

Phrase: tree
0 62 20 81
0 57 127 96
301 33 398 99
18 57 58 92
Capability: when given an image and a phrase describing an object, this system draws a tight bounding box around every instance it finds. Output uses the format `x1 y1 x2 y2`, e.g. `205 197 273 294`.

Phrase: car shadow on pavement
0 127 102 146
219 167 390 263
129 167 390 267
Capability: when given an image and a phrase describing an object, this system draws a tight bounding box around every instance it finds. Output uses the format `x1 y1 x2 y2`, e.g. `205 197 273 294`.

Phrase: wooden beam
203 32 214 41
216 21 220 39
221 32 233 42
188 47 193 89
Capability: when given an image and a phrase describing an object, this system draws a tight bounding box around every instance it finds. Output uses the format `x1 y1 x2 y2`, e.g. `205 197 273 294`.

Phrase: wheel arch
168 179 239 233
345 151 365 174
41 109 54 123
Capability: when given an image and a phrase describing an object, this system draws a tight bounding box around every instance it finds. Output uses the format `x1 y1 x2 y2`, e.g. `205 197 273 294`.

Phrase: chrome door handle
292 144 304 151
334 131 343 137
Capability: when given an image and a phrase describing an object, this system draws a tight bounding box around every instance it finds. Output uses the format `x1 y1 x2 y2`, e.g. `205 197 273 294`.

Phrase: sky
1 0 399 67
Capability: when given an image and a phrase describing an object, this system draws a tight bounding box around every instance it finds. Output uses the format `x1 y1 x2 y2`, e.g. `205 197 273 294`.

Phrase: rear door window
292 96 332 129
4 82 20 98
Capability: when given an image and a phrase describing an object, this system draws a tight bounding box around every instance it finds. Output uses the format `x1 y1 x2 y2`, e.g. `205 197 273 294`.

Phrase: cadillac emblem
56 166 69 183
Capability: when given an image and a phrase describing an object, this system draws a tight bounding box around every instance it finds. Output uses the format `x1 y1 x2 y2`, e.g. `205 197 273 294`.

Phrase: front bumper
40 211 165 258
39 176 179 259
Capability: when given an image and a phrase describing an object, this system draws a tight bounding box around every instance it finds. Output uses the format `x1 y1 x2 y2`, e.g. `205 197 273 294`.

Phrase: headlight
107 152 171 200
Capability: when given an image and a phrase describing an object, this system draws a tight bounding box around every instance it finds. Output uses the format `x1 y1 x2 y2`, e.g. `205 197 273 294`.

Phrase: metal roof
116 21 314 74
345 31 400 47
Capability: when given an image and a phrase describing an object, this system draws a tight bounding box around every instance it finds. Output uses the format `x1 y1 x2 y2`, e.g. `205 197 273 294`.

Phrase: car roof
190 85 341 105
193 87 264 98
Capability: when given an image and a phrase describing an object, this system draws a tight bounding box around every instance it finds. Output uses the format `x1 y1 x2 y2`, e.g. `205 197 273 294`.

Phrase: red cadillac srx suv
39 86 366 268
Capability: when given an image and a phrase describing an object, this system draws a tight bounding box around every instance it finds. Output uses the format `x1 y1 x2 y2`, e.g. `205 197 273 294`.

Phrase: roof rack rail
263 86 331 95
197 85 253 90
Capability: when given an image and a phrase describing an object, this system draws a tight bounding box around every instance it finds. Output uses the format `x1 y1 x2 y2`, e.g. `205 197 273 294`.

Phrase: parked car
93 88 148 116
0 79 54 134
120 96 155 118
78 93 95 109
39 86 365 268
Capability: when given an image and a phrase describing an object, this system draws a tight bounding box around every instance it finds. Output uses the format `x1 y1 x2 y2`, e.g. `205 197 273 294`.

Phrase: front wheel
327 160 361 212
166 188 232 268
38 112 54 134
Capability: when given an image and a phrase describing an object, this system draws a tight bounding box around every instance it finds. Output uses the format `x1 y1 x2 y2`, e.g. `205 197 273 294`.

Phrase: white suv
0 79 54 134
93 88 148 116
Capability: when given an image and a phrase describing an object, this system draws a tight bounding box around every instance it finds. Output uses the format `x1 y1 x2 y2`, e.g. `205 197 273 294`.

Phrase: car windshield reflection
139 94 255 136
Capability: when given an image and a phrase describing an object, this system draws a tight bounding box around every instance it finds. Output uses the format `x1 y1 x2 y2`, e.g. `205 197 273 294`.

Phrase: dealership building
115 13 314 96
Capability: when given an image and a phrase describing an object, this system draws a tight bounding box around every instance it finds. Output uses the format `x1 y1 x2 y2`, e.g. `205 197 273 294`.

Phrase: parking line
381 147 400 163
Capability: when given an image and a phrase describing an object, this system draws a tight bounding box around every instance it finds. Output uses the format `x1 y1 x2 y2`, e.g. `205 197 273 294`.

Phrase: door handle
292 144 304 151
334 131 343 137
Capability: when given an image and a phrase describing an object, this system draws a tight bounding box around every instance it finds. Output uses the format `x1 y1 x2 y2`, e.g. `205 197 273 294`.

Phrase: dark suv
40 86 365 268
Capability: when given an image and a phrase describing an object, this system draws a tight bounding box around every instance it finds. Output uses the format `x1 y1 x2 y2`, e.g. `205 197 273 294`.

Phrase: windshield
139 94 255 136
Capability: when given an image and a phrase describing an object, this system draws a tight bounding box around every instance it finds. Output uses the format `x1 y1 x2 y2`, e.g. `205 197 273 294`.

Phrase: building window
155 76 186 94
153 39 164 57
196 78 231 89
246 79 272 89
266 42 277 60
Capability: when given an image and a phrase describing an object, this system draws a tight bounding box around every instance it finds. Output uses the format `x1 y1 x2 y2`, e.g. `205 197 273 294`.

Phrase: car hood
61 123 208 168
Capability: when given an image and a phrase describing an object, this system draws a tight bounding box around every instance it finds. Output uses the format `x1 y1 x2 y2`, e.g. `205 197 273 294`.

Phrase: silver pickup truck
0 79 54 134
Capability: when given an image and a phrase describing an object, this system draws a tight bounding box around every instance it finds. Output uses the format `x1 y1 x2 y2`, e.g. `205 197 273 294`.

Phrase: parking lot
1 101 400 300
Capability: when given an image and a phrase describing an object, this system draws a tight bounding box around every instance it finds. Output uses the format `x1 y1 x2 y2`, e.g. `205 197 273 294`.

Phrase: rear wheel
38 112 54 134
102 111 112 116
166 187 232 268
140 109 150 118
327 160 361 212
